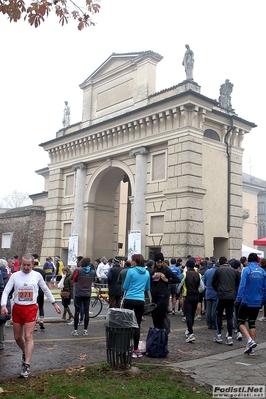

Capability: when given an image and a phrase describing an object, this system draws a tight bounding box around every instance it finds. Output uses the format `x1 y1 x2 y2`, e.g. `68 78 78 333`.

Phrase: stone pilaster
162 136 206 258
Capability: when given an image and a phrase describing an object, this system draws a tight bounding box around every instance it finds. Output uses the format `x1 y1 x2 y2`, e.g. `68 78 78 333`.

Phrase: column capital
129 146 149 157
72 162 86 171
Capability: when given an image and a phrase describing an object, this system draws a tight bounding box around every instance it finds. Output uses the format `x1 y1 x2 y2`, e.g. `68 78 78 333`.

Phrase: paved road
1 301 266 391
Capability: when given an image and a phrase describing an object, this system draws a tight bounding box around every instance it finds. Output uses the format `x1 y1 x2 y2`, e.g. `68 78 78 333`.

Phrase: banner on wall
127 230 141 260
68 234 78 266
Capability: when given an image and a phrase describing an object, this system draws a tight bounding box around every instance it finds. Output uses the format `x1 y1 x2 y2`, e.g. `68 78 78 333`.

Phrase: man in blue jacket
202 261 218 329
236 252 266 355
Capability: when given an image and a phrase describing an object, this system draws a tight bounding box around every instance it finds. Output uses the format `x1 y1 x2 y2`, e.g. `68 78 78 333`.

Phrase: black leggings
37 291 44 318
184 294 199 334
152 295 169 329
74 296 91 330
216 299 234 336
123 299 144 350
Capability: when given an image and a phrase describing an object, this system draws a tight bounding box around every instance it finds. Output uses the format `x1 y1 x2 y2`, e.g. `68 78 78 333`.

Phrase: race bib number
18 286 34 301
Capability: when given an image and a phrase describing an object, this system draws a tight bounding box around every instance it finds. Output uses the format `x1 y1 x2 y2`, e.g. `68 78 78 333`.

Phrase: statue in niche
182 44 194 80
219 79 234 110
62 101 70 128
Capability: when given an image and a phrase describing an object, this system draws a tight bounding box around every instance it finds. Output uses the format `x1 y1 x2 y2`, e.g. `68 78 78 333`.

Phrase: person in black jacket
150 252 180 330
71 257 96 336
33 262 46 330
107 258 122 308
212 256 239 346
177 258 205 343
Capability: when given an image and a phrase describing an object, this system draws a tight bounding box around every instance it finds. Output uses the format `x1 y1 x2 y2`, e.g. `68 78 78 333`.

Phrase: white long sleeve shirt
1 270 56 306
96 262 110 279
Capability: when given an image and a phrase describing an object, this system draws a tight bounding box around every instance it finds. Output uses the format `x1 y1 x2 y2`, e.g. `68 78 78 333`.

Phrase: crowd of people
0 251 266 377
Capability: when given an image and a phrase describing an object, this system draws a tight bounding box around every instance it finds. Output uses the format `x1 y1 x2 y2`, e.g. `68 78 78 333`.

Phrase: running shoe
39 319 45 330
20 364 30 378
185 329 189 338
258 316 266 322
248 348 255 356
132 350 143 358
68 320 74 326
83 330 88 336
213 335 223 343
244 339 257 354
186 334 196 343
194 315 202 321
71 330 78 336
182 317 186 322
226 337 233 346
236 332 242 341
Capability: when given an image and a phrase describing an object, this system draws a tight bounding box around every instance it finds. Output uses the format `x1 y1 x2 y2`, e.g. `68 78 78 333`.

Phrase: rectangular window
65 174 75 196
259 224 266 238
151 152 166 181
258 202 265 215
2 232 13 249
150 215 164 234
63 223 72 238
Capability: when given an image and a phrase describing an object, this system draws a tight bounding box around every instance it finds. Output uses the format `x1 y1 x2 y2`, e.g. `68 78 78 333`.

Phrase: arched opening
86 164 133 260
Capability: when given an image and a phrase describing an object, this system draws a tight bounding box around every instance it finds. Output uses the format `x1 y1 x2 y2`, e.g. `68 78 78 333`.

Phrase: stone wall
0 206 46 261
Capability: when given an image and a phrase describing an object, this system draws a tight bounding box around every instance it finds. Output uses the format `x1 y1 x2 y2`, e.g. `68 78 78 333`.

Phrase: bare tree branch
1 190 32 208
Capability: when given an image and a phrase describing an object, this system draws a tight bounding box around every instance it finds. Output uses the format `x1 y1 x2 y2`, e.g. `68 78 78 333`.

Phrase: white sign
127 230 141 259
213 385 265 398
68 234 78 266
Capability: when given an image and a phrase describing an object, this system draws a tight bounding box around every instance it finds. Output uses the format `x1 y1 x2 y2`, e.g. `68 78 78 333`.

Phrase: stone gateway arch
40 51 256 263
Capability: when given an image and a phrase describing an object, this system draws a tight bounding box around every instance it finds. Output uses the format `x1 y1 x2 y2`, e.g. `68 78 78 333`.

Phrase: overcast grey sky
0 0 265 199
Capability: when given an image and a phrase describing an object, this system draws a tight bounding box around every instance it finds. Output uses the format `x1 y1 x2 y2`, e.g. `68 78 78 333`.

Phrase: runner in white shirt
0 254 61 378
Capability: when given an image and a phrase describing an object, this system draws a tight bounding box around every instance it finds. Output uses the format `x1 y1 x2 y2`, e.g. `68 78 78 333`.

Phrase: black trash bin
105 325 134 369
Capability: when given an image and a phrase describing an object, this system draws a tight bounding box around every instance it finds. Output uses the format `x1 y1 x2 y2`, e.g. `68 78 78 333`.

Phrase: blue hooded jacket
123 266 150 301
236 262 266 307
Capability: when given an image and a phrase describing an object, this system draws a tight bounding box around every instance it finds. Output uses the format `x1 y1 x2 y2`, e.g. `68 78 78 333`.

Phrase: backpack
146 327 169 358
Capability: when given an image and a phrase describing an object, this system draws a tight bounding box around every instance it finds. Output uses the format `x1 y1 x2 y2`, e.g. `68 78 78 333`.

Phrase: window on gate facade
151 152 166 181
1 232 13 248
150 215 164 235
65 174 75 196
63 223 72 238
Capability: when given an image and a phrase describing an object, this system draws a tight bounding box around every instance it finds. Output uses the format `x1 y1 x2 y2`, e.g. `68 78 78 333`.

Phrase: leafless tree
1 190 32 208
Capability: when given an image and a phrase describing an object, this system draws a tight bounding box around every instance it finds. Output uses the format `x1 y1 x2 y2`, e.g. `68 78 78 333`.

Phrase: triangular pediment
80 51 162 89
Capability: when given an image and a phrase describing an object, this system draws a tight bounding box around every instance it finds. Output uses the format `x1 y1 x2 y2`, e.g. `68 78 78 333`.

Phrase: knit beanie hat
154 252 164 262
229 259 241 270
186 258 196 269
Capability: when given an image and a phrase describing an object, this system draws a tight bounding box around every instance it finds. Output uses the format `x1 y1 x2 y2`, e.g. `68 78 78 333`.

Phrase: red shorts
12 303 38 325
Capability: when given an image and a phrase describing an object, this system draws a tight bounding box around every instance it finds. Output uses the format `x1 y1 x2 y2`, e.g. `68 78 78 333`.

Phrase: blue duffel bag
146 327 169 358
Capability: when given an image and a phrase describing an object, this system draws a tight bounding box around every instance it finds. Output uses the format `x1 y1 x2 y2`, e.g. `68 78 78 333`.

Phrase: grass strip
0 363 212 398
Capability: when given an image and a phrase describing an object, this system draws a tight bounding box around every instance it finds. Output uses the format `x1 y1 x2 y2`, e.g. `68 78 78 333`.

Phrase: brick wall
0 206 46 261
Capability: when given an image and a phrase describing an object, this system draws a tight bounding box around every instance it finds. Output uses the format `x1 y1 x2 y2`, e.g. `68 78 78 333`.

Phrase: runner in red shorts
0 254 61 378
